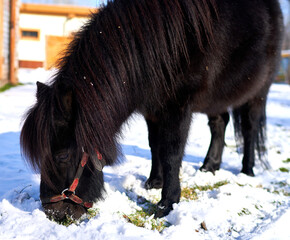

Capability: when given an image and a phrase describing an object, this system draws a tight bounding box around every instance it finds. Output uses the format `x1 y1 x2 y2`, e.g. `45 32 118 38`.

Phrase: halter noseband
42 149 105 209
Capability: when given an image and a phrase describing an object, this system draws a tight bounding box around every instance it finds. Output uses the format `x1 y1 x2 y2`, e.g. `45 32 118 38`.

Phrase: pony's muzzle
43 200 87 221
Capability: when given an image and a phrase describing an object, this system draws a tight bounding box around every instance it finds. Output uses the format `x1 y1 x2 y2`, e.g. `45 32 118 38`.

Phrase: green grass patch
56 215 77 226
181 180 229 200
267 189 289 197
87 208 99 220
274 181 288 187
238 208 251 216
282 190 289 197
272 188 290 197
122 192 170 232
181 187 199 200
0 83 24 93
282 158 290 164
279 167 289 173
271 201 282 206
254 204 263 210
123 208 170 232
266 181 290 197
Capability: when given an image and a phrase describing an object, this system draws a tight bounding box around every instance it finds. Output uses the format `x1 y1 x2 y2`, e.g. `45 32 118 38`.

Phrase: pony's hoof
154 201 173 218
199 164 217 174
241 168 254 176
145 177 163 190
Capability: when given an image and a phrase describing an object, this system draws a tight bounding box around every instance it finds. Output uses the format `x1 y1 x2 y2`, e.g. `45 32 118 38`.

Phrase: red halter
42 150 104 209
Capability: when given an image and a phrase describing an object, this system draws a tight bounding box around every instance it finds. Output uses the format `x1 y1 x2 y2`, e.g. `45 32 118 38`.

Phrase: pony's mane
21 0 218 187
56 0 217 156
21 84 58 189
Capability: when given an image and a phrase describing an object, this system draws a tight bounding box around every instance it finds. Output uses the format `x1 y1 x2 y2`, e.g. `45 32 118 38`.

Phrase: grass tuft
181 180 229 200
279 167 289 173
123 208 170 232
0 83 24 93
238 208 251 216
54 215 77 227
266 181 289 197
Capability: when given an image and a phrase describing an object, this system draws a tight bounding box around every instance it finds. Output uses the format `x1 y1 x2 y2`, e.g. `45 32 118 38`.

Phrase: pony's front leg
145 118 163 189
200 112 229 173
154 105 192 218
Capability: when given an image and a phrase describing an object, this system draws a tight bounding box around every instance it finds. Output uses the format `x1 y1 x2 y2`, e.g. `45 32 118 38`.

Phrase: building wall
18 12 88 68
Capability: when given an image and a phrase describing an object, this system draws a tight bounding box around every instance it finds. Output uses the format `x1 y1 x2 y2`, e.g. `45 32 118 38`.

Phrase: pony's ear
56 81 73 118
36 81 50 100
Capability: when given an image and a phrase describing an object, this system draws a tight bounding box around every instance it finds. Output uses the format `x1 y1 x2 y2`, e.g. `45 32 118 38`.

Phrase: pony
20 0 283 221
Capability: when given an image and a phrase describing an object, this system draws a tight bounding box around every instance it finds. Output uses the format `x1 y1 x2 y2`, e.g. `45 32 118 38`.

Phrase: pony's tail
232 106 270 170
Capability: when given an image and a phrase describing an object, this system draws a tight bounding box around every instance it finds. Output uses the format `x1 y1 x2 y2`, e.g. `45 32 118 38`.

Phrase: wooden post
9 0 17 85
0 0 4 81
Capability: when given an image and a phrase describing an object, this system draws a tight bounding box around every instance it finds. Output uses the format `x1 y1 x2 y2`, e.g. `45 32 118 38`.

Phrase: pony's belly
189 78 266 116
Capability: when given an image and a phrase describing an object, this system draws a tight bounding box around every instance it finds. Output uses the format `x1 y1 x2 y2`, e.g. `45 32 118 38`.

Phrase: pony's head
20 81 109 221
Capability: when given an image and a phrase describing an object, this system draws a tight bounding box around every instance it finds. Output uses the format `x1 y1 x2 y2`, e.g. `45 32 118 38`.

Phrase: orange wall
20 3 96 17
46 35 72 69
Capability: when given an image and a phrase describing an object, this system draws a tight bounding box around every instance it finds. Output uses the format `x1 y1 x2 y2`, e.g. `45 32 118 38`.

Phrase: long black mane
61 0 218 155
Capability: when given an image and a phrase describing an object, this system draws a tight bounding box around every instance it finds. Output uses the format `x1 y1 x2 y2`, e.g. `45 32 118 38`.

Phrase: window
20 29 40 41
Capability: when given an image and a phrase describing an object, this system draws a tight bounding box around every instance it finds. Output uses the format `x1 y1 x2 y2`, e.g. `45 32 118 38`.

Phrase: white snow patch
0 70 289 239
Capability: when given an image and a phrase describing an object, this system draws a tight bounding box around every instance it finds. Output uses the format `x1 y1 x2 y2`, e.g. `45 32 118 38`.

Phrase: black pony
21 0 283 220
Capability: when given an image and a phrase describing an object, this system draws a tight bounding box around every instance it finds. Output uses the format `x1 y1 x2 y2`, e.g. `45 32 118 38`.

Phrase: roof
20 0 106 8
20 3 96 17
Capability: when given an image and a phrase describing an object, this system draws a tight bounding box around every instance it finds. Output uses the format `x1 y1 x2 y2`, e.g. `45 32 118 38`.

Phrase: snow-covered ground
0 69 289 239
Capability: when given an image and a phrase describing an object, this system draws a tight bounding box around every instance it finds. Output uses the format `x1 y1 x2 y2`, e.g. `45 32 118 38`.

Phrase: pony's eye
55 151 69 162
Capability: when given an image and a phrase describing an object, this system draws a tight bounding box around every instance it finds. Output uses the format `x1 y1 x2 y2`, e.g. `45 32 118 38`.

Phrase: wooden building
19 3 94 70
0 0 18 87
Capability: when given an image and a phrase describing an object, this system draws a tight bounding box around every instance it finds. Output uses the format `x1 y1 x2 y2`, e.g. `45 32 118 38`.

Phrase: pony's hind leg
200 112 230 173
233 94 268 176
145 118 163 189
152 104 192 218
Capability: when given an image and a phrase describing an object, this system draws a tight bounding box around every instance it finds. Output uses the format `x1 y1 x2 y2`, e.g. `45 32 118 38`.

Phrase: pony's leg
145 118 163 189
234 96 267 176
200 112 230 173
155 105 192 218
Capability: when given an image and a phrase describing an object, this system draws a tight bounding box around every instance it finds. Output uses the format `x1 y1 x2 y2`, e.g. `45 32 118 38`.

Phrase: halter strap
42 149 104 209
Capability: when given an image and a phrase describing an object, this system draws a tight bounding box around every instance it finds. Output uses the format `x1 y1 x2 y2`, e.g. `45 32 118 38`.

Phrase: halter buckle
61 188 75 198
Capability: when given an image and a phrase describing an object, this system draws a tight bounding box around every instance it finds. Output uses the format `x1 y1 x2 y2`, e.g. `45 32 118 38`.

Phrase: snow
0 69 289 239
